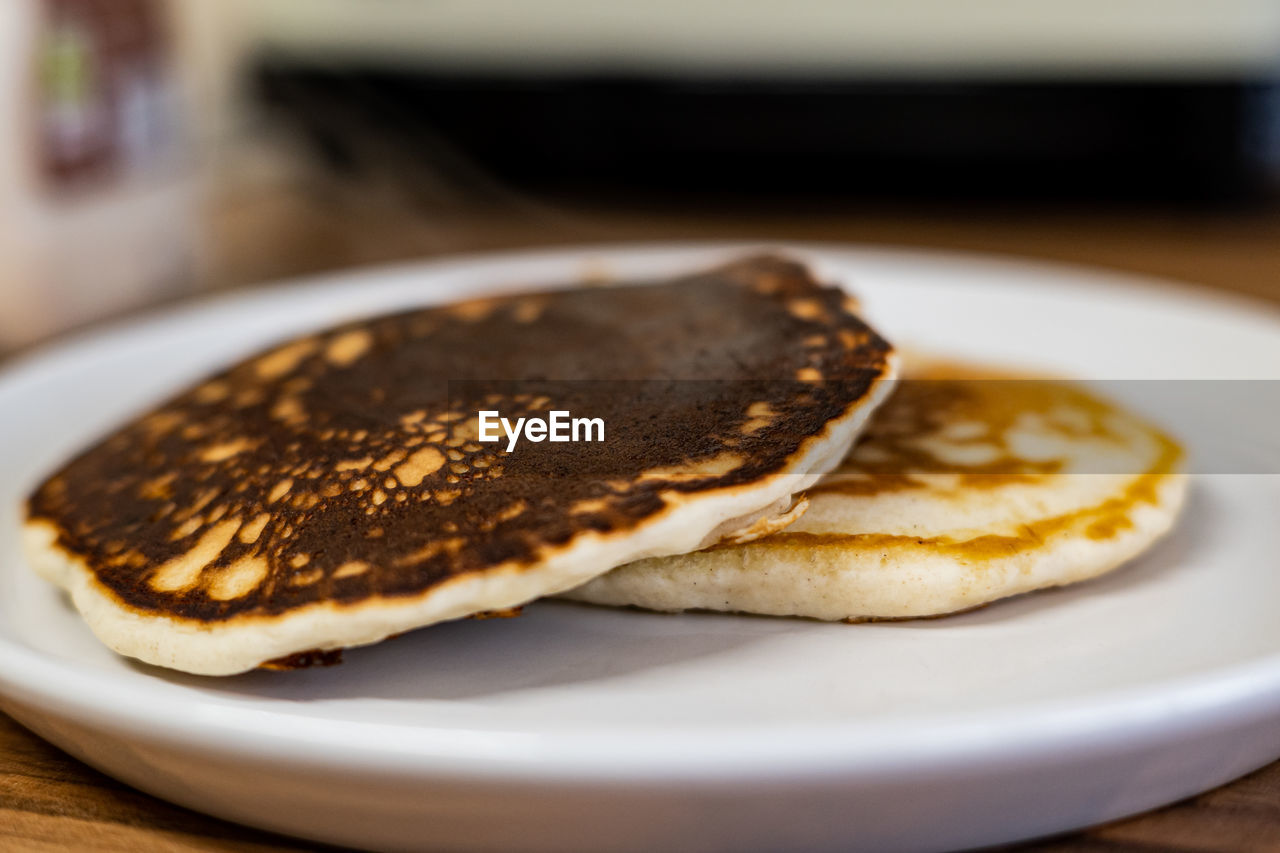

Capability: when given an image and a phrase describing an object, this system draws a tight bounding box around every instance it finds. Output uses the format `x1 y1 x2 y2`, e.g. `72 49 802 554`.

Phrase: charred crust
259 648 344 670
27 255 893 623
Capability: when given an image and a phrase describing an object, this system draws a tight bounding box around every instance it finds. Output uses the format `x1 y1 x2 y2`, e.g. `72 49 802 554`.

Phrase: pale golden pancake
562 360 1186 620
23 255 896 674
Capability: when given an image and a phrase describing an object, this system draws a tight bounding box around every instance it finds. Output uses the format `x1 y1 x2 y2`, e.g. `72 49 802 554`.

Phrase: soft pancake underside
561 362 1187 620
24 255 896 674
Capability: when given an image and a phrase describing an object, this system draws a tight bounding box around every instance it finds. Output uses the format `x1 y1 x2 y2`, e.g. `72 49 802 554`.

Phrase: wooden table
4 183 1280 851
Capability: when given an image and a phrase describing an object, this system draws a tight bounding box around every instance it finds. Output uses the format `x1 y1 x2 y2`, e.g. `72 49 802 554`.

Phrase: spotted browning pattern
27 256 892 622
743 366 1183 563
814 367 1176 491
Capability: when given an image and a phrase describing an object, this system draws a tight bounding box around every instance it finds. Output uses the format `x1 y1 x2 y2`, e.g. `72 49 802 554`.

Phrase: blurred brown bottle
0 0 199 352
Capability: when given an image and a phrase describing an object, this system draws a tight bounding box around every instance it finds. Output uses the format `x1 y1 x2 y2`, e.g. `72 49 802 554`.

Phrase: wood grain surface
3 180 1279 851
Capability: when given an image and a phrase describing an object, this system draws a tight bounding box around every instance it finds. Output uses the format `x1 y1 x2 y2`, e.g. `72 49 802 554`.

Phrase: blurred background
2 0 1279 354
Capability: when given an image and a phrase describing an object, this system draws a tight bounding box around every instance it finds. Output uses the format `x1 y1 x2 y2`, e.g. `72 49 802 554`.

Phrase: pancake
23 255 897 674
561 360 1187 620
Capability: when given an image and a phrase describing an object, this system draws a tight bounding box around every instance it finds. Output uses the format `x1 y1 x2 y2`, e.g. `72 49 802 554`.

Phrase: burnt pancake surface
24 255 896 674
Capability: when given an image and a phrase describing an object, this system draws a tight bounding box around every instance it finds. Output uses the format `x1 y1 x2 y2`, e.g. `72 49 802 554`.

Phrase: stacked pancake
23 255 1186 675
564 361 1186 621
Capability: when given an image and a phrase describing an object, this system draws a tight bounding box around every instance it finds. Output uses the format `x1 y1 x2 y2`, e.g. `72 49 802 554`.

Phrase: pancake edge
559 471 1188 621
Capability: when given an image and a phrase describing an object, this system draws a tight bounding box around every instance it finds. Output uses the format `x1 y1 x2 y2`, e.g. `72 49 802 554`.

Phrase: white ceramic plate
2 244 1279 853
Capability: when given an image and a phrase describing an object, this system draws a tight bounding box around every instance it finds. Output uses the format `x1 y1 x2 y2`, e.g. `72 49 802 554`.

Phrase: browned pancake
23 255 897 674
